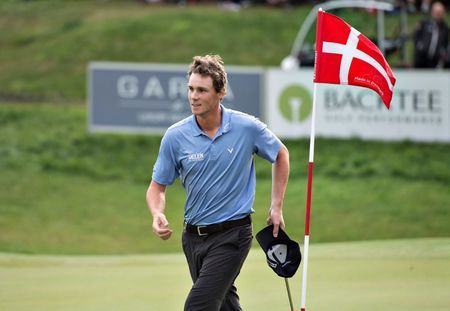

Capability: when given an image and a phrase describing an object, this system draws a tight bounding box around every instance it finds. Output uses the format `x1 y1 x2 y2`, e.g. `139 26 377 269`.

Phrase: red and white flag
314 10 396 108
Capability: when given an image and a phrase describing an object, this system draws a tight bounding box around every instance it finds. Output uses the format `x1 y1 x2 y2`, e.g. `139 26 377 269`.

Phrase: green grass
1 103 449 254
1 167 449 254
0 0 443 102
1 238 449 310
1 103 449 183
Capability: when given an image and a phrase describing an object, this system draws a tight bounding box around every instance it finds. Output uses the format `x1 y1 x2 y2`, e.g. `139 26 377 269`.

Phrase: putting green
1 238 449 310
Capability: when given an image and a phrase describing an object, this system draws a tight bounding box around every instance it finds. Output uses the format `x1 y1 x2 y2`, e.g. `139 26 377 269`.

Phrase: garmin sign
88 62 263 133
266 69 450 142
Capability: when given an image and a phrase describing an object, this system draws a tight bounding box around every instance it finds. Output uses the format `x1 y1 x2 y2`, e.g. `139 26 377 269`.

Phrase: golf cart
281 0 409 69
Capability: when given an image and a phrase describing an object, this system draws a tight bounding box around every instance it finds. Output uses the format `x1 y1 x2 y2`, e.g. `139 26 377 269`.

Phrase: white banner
266 69 450 142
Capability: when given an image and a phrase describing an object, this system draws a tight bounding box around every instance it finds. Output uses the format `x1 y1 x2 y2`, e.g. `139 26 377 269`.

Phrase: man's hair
188 55 228 93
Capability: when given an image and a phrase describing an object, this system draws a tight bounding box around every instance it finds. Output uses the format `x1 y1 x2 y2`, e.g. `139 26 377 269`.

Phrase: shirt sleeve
253 117 282 163
152 131 179 185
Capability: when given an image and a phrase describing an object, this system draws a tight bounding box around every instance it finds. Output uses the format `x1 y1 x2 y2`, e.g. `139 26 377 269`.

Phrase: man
146 55 289 311
414 1 449 68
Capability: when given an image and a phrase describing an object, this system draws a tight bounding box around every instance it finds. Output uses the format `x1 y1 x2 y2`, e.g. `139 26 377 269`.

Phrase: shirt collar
191 105 232 137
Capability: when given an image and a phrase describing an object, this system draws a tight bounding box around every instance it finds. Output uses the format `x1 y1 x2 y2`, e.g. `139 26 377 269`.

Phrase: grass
0 0 443 102
0 103 449 254
1 238 449 310
1 167 449 254
1 103 448 183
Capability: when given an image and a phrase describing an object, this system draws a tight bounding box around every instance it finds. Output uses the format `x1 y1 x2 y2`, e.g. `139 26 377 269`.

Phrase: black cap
255 225 302 278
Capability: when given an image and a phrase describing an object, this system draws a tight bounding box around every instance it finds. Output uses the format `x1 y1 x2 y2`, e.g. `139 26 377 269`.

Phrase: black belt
184 215 251 236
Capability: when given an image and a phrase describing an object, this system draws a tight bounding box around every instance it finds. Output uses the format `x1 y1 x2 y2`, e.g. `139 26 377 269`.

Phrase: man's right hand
152 213 173 240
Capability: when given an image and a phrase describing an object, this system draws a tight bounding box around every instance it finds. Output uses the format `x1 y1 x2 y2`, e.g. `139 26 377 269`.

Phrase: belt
184 215 251 236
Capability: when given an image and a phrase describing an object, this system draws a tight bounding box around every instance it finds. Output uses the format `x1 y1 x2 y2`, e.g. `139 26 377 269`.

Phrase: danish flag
314 10 396 108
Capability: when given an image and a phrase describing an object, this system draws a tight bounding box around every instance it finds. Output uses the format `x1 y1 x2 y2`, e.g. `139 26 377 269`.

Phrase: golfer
146 54 289 311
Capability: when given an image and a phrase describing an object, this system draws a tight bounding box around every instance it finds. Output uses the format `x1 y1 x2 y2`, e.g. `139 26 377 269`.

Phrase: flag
314 10 396 108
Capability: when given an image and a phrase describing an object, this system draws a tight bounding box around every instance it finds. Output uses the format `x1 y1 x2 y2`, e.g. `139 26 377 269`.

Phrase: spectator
407 0 417 13
420 0 432 14
413 1 449 68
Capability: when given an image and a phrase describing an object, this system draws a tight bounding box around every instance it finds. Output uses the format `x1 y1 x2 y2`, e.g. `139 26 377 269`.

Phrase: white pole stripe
322 27 393 91
300 235 310 309
308 83 317 162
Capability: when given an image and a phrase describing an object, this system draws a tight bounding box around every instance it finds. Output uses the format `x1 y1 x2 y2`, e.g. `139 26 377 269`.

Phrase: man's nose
190 90 199 99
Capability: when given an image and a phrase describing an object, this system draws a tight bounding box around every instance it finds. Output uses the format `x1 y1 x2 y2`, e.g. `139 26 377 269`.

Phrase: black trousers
182 223 253 311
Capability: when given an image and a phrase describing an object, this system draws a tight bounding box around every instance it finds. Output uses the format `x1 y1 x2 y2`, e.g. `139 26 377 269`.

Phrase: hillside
0 0 434 102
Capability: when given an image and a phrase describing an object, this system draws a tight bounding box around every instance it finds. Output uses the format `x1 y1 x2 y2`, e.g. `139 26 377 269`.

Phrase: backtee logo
278 85 312 123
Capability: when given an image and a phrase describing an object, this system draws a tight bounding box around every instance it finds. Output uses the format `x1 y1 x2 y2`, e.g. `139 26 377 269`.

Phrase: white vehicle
281 0 408 69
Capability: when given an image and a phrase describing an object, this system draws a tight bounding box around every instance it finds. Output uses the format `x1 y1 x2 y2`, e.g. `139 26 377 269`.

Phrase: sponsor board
266 69 450 142
88 62 263 134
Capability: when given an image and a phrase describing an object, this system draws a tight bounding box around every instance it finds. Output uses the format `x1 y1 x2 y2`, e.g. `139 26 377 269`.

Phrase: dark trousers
182 223 253 311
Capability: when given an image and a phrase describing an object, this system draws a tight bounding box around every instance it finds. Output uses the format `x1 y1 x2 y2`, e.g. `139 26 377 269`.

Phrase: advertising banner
266 69 450 142
89 62 263 134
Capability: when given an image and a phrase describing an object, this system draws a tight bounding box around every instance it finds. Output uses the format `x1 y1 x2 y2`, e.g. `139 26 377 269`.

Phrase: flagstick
300 82 318 311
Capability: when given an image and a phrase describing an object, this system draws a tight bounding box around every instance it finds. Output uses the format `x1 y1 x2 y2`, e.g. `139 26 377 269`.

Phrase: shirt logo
227 148 234 154
188 153 204 162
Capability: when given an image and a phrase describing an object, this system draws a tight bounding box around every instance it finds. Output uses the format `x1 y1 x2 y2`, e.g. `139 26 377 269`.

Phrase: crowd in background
140 0 447 11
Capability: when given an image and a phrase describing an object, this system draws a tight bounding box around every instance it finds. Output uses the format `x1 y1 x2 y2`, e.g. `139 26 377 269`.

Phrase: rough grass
1 104 448 183
1 104 449 254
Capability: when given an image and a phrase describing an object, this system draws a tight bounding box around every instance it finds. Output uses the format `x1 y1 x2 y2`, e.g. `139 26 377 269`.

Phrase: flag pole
300 82 318 311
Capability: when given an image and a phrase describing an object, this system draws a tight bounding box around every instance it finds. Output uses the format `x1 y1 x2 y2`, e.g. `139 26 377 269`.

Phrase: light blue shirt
152 106 282 225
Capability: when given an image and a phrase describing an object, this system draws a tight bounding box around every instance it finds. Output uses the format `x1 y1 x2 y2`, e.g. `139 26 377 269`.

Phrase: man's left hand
266 207 285 238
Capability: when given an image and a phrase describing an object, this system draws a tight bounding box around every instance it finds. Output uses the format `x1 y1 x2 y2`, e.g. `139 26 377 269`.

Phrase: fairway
1 238 449 311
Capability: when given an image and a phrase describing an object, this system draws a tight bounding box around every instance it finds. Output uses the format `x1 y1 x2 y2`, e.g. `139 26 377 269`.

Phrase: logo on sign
278 84 312 123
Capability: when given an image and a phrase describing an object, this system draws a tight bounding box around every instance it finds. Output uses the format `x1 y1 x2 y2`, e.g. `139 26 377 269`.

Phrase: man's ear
220 88 227 100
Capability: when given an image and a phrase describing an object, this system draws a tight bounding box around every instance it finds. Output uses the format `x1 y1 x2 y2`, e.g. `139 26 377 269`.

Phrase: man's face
188 73 225 117
431 3 445 22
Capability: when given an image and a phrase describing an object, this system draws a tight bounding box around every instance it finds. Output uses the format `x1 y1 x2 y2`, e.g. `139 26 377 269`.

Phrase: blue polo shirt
152 106 282 225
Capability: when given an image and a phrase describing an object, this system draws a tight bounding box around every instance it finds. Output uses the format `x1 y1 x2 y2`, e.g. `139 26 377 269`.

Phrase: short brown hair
188 55 228 93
